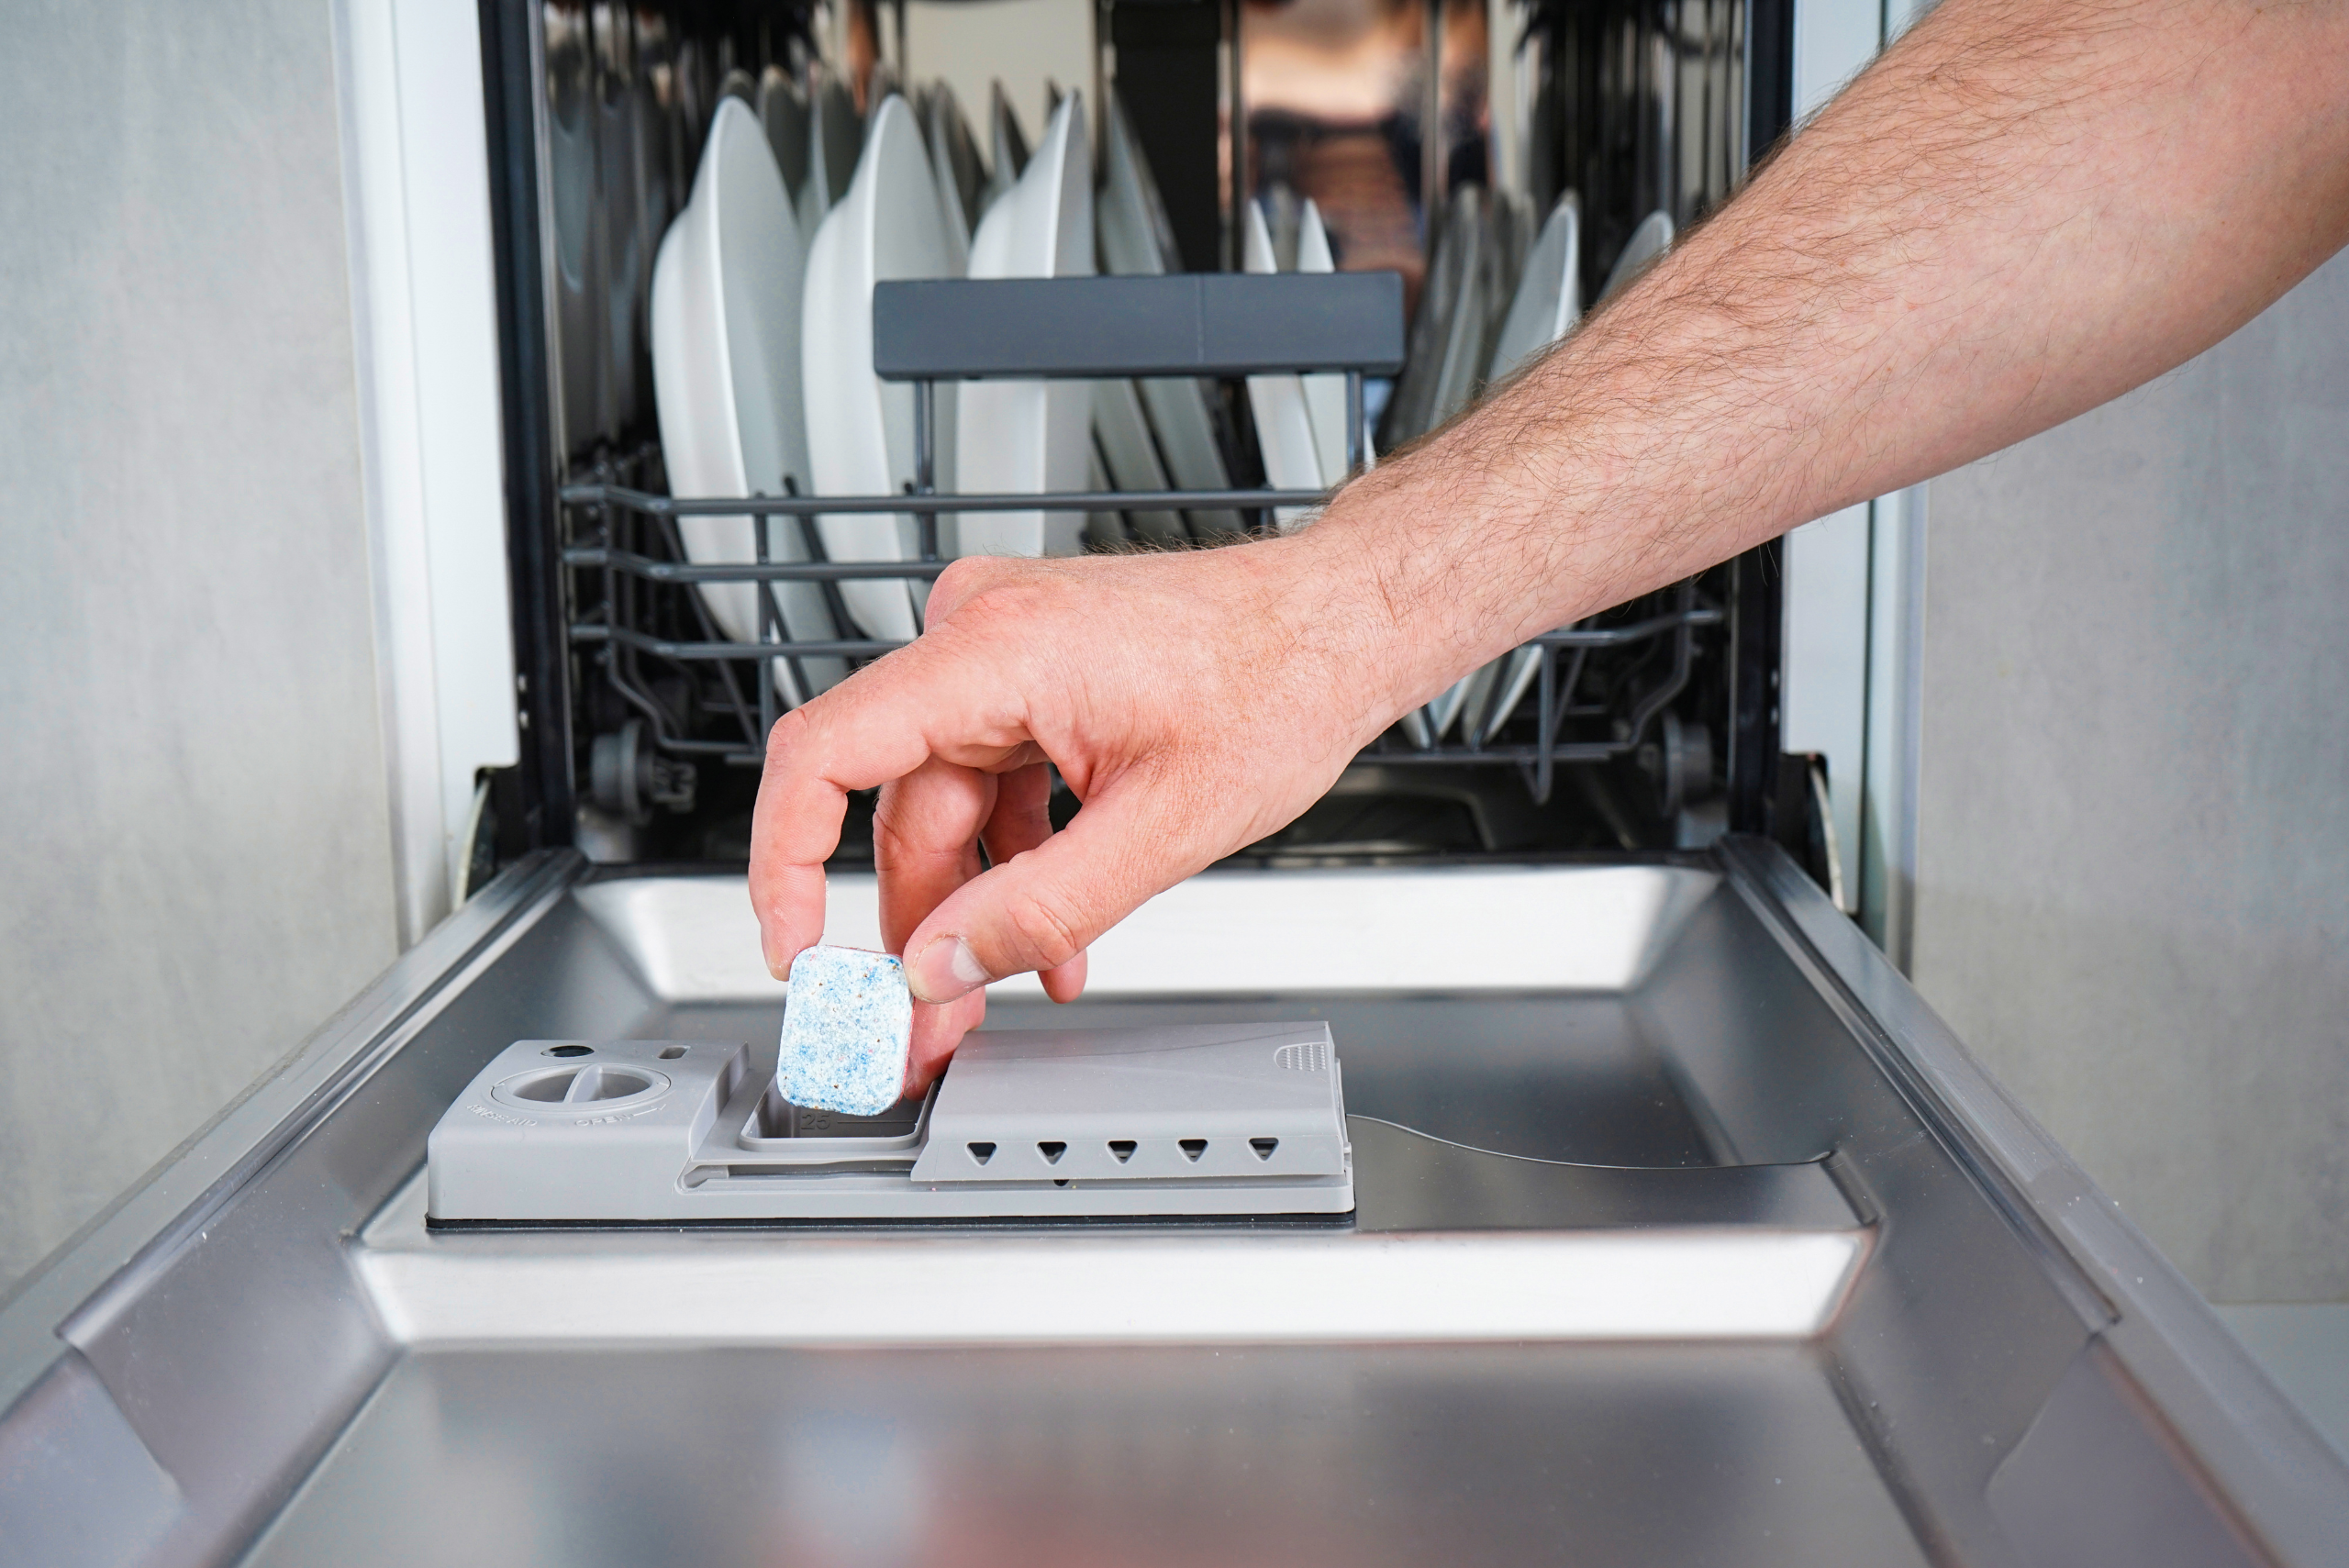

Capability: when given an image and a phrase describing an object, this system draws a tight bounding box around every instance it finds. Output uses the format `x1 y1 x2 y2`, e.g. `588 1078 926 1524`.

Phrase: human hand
748 528 1412 1093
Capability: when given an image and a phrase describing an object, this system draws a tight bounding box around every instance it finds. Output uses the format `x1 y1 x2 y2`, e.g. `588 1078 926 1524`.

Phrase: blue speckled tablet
776 945 914 1117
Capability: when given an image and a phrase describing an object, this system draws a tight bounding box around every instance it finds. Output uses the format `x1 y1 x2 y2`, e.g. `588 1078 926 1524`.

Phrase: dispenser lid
909 1021 1345 1185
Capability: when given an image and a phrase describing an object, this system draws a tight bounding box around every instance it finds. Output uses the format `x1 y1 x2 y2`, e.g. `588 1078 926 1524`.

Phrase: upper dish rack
560 272 1722 814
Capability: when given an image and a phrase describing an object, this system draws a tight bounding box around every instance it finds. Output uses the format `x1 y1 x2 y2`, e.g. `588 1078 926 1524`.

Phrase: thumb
900 785 1186 1003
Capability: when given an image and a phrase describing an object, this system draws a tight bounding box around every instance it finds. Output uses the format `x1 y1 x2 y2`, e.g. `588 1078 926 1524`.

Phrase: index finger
746 636 1041 978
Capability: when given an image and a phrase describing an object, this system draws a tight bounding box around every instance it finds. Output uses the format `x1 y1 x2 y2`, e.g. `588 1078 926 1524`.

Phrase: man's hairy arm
1340 0 2349 694
751 0 2349 1087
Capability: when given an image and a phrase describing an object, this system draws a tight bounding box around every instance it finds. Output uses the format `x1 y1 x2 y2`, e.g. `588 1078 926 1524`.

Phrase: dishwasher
3 2 2343 1565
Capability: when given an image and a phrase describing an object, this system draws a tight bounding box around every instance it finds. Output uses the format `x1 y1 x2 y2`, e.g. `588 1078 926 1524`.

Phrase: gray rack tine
914 380 939 562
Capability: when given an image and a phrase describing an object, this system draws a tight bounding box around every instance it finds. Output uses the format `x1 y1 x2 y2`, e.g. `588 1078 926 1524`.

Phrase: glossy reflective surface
6 851 2342 1568
246 1343 1924 1568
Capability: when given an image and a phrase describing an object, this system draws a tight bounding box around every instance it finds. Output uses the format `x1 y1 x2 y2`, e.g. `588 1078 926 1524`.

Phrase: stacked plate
1096 88 1242 542
1241 195 1363 532
1362 192 1675 748
1457 194 1588 747
648 96 842 705
955 94 1095 559
651 69 1668 736
656 73 1257 692
802 94 960 640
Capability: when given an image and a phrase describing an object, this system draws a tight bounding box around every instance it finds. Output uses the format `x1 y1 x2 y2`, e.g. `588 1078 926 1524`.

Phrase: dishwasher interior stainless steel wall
3 843 2341 1568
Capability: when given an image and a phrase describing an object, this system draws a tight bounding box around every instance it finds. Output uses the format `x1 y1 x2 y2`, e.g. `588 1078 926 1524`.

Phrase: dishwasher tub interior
2 844 2338 1568
482 0 1808 885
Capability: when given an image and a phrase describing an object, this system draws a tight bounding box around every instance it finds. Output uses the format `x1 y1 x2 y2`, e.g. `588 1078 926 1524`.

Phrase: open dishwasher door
1 843 2342 1568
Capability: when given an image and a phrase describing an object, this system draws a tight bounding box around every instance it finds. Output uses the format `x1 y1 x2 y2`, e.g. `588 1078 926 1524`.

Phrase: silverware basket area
562 273 1724 817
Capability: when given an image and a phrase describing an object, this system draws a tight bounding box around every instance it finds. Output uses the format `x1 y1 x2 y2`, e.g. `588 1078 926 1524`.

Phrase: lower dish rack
561 466 1721 795
555 274 1731 856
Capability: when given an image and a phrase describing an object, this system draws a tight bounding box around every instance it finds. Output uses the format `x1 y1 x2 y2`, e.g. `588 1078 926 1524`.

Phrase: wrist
1255 478 1453 736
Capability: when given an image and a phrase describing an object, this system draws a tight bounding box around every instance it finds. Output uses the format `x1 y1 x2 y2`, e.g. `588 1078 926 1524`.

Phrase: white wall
0 0 398 1294
1913 250 2349 1304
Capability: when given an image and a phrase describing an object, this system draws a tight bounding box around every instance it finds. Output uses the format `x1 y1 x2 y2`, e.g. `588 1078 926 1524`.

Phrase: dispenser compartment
426 1022 1353 1225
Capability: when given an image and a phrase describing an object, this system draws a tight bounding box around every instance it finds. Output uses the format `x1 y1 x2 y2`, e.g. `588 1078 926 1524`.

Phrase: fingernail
909 935 990 1002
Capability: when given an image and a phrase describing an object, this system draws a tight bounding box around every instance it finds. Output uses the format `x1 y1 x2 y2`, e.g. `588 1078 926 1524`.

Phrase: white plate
1475 639 1556 748
802 93 960 641
1425 189 1490 432
1472 193 1585 745
812 71 862 212
1449 662 1502 748
1297 199 1356 485
1084 439 1128 550
1420 677 1474 744
925 83 982 275
1487 192 1580 383
979 80 1030 221
927 83 986 237
1261 180 1302 271
928 122 972 278
1098 86 1181 274
1379 192 1475 448
1092 379 1187 545
794 70 859 242
957 94 1094 559
649 96 843 706
1599 209 1674 305
1099 88 1241 540
1241 199 1322 532
1471 203 1664 746
1415 194 1493 740
1482 192 1531 365
758 66 810 207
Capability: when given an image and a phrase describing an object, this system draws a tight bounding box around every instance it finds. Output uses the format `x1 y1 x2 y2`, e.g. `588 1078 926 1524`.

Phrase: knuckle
930 558 1068 638
930 556 1011 619
930 555 987 603
1000 887 1085 972
763 705 815 768
869 796 910 856
868 791 930 863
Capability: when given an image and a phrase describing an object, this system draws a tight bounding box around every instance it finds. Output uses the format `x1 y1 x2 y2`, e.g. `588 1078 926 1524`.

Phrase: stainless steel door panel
1640 862 2110 1562
1 854 679 1568
1717 840 2345 1568
240 1343 1929 1568
1 847 2341 1568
